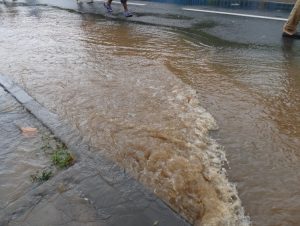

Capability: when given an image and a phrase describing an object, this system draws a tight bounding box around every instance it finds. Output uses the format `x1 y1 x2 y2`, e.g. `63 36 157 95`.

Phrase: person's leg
121 0 132 17
283 0 300 35
104 0 113 12
121 0 128 11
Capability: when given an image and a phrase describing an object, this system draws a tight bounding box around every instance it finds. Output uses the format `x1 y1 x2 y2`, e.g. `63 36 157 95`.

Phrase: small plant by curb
51 145 74 168
30 136 75 183
31 169 53 182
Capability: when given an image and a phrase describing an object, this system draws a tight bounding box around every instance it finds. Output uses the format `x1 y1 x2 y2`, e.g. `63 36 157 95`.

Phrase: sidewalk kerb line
182 8 288 21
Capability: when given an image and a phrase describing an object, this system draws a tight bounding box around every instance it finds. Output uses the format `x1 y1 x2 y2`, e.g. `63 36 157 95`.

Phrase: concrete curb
0 74 83 158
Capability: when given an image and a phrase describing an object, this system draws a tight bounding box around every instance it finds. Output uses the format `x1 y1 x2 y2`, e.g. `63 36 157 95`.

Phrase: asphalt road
2 0 300 47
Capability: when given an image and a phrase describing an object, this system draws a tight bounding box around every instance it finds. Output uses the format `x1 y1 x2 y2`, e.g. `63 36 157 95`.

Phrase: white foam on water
151 82 251 226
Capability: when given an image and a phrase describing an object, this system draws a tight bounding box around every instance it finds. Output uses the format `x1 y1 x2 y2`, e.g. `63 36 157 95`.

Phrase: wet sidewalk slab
0 83 52 213
0 74 189 226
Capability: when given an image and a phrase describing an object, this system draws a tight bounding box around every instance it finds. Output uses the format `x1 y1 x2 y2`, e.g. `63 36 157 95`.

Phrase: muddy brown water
0 4 300 226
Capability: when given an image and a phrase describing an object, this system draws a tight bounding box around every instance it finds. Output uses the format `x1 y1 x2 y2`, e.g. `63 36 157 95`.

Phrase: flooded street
0 3 300 226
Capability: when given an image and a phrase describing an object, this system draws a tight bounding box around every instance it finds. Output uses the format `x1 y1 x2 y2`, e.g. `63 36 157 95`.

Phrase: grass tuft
51 146 74 168
31 170 52 182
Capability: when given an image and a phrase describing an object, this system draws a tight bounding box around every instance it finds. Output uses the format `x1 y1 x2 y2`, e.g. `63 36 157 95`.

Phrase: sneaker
124 11 133 17
282 31 300 39
103 2 113 13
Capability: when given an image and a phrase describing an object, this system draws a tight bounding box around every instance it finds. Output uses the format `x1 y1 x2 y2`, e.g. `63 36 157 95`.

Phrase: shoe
282 31 300 39
103 2 113 13
124 11 133 17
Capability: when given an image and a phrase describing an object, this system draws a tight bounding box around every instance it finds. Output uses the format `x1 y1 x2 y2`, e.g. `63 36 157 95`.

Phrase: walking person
283 0 300 39
104 0 133 17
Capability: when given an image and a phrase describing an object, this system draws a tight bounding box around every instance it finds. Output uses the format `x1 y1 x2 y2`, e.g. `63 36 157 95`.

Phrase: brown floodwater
0 4 299 226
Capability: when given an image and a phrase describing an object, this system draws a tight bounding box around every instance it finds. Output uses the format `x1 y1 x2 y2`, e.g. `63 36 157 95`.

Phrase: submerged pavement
0 75 189 225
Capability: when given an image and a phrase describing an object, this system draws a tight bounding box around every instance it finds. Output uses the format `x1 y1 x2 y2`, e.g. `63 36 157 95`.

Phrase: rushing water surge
1 4 299 226
0 5 247 225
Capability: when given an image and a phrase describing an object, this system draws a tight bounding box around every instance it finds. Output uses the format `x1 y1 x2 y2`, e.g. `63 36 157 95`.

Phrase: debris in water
21 127 37 133
20 127 38 137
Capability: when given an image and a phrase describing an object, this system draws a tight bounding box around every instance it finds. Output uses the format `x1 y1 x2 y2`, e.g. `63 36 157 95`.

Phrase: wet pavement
0 85 51 213
1 1 300 226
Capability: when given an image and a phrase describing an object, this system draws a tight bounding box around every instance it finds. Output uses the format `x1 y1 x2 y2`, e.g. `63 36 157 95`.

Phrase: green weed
51 146 74 168
31 170 52 182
